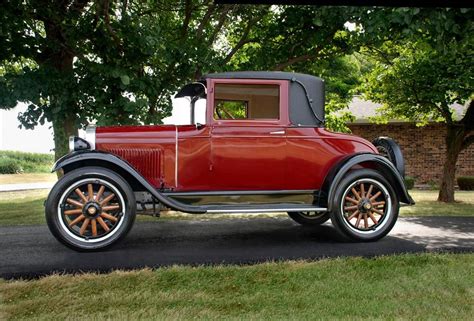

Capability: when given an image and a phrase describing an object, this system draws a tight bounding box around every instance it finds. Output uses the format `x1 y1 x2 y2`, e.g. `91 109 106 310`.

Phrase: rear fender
322 153 414 211
52 150 206 213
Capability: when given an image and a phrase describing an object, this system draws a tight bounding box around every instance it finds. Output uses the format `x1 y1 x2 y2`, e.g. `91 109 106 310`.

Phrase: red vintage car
45 71 414 251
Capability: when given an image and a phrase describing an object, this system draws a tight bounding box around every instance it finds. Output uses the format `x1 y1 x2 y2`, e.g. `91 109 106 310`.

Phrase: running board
204 204 328 214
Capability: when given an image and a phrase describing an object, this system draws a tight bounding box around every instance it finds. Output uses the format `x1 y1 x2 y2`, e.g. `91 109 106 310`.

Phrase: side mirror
195 123 204 130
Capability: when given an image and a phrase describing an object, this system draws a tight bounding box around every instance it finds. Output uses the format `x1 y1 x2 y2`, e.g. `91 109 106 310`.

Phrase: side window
214 83 280 120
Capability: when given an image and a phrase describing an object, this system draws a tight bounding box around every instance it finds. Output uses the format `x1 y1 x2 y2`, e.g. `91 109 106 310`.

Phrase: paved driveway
0 216 472 279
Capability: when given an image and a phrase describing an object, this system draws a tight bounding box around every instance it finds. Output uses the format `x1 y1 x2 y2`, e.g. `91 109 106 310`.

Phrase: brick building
346 98 473 184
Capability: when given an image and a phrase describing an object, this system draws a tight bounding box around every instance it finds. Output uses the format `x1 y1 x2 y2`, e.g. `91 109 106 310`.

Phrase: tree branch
272 28 339 71
102 0 123 50
196 1 216 40
365 46 395 66
222 11 266 65
121 0 128 19
206 5 232 45
273 54 316 71
181 0 193 37
70 0 91 14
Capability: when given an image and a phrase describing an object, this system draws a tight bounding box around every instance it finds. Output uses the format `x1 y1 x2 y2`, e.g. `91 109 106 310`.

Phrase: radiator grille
104 148 161 183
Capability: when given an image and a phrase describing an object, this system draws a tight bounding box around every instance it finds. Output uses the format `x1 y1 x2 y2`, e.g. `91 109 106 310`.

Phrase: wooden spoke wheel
45 166 136 251
287 211 330 226
59 179 124 241
299 211 327 219
60 179 123 239
330 169 399 242
341 180 389 232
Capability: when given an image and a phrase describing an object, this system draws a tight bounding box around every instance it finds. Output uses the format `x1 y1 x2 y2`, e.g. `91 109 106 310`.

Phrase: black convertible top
175 71 325 126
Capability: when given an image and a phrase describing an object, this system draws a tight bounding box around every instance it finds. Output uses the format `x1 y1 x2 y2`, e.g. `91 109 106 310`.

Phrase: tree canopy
0 1 364 158
358 7 473 202
1 3 471 202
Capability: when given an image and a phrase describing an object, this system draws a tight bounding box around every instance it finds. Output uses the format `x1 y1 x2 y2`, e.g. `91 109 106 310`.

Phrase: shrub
457 176 474 191
0 158 24 174
0 151 53 173
404 176 415 190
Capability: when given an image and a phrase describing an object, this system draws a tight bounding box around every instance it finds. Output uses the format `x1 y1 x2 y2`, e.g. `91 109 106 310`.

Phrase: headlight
85 125 96 150
68 136 91 152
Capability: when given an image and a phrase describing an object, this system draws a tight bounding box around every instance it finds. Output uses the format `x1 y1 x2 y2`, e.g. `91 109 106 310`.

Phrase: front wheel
330 169 399 242
45 167 136 251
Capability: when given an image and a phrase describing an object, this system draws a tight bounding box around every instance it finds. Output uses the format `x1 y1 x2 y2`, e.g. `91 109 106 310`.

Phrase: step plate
205 206 328 214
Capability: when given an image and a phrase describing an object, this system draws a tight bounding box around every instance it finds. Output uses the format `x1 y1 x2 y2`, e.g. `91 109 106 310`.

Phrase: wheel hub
83 202 101 218
359 199 372 212
342 179 390 231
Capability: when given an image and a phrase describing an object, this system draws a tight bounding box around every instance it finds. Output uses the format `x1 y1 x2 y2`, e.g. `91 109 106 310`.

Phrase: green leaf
120 75 130 85
313 18 323 27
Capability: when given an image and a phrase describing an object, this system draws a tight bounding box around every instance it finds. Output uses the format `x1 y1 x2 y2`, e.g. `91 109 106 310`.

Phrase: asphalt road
1 216 473 279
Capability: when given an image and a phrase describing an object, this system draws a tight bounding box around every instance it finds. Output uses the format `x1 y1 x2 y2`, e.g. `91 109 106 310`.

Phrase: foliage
0 2 370 159
229 6 360 71
0 1 270 158
0 158 23 174
457 176 474 191
314 55 362 132
361 41 472 125
356 8 474 202
404 176 415 190
0 151 53 173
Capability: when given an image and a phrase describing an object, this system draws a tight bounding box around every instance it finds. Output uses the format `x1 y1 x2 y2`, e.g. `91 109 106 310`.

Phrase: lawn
0 190 472 226
0 253 472 320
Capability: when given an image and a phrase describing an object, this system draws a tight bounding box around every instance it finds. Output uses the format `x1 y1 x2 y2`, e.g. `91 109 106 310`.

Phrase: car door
207 79 290 190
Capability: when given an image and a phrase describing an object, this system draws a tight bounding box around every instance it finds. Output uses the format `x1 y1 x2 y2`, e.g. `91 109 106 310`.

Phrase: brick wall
347 122 474 184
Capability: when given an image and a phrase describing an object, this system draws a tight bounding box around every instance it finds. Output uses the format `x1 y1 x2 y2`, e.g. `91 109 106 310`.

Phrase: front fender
52 150 206 214
324 153 414 211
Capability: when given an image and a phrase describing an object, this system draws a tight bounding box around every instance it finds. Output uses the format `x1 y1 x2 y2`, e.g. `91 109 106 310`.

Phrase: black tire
330 169 399 242
372 137 405 177
287 211 330 226
45 166 136 251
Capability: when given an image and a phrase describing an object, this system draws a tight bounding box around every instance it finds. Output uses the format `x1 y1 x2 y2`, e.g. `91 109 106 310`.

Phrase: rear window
214 84 279 120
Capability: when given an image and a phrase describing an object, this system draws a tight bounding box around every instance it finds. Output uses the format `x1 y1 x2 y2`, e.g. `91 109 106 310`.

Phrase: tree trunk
52 115 78 161
438 124 465 202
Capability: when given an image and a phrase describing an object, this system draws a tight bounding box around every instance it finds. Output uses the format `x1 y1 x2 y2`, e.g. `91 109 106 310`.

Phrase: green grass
0 190 472 226
0 253 472 320
0 190 47 226
0 151 54 174
401 190 474 216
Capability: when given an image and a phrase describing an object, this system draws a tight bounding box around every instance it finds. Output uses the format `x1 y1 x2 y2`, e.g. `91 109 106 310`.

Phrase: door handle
270 130 285 135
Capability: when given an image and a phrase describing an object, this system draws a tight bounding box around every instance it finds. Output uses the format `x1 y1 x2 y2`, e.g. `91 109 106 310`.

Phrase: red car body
47 72 414 251
95 77 377 192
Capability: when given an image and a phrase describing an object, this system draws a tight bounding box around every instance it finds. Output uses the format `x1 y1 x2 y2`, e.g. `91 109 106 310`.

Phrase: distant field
1 253 472 320
0 151 53 174
0 189 472 226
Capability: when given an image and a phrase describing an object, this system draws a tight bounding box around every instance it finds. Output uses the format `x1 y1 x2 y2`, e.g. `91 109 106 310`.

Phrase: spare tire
372 137 405 177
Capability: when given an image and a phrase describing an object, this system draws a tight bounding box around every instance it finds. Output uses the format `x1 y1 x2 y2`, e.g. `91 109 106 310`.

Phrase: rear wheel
287 211 330 226
45 167 136 251
330 169 399 242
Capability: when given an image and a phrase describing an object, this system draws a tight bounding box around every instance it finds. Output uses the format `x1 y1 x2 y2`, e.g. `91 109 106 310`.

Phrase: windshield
169 97 207 125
